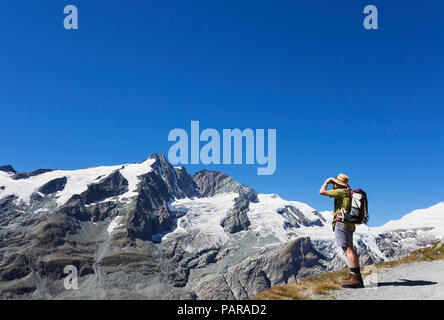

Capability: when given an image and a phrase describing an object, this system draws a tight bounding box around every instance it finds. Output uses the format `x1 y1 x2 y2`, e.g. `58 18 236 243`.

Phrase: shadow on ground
377 279 437 287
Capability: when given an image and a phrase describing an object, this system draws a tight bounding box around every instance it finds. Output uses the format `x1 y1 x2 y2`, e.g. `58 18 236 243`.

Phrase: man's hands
319 177 334 196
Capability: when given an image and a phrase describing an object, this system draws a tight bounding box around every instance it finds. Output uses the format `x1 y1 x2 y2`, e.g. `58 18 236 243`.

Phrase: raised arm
319 177 334 196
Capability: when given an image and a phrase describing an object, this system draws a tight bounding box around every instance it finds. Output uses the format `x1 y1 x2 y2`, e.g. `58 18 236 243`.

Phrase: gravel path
327 260 444 300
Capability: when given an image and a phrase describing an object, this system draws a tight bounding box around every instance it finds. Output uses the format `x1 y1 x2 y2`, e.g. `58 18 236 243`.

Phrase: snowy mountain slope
377 202 444 235
0 159 156 207
163 193 237 252
0 154 443 300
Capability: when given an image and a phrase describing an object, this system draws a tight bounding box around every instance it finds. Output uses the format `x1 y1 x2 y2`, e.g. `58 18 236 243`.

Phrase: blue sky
1 1 443 226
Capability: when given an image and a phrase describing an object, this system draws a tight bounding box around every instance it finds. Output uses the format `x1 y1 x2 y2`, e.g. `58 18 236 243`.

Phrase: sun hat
330 173 350 188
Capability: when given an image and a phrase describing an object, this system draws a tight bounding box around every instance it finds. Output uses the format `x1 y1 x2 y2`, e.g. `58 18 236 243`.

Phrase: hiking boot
341 273 364 289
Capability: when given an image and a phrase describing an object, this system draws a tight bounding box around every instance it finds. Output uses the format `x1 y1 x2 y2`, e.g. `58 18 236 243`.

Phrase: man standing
319 173 364 288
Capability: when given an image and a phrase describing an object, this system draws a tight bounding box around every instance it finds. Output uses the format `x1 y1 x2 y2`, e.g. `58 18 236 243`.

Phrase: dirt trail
324 260 444 300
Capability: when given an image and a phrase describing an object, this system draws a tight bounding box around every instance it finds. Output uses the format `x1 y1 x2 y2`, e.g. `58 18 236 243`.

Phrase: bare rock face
38 177 67 195
0 195 19 228
225 237 324 298
277 205 325 228
125 170 175 240
80 171 128 205
192 275 236 300
13 169 55 180
193 237 325 299
0 212 96 299
0 165 17 174
192 170 238 197
222 197 251 234
221 185 258 234
149 153 197 199
54 171 129 222
174 167 198 199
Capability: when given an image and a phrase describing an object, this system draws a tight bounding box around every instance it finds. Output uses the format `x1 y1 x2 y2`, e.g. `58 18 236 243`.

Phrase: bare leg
340 246 364 288
342 246 360 269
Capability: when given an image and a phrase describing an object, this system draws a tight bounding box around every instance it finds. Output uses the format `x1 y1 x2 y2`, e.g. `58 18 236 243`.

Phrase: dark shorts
334 223 355 248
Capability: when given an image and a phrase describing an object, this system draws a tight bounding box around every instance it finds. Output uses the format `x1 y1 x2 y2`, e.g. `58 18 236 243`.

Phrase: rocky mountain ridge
0 154 443 299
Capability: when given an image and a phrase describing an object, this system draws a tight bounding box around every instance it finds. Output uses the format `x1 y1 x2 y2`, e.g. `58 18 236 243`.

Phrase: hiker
319 173 364 288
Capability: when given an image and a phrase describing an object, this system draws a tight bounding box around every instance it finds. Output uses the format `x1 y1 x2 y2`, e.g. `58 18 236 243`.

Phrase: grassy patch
253 269 349 300
253 240 444 300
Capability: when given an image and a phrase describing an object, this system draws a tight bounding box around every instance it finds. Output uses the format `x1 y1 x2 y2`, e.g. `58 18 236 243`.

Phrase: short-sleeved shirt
327 189 354 228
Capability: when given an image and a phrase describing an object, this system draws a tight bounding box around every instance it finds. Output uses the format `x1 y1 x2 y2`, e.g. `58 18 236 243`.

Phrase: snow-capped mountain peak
1 153 443 300
377 202 444 236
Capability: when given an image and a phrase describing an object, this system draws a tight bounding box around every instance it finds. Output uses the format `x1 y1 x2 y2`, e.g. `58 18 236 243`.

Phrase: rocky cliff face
192 237 325 299
0 154 443 300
